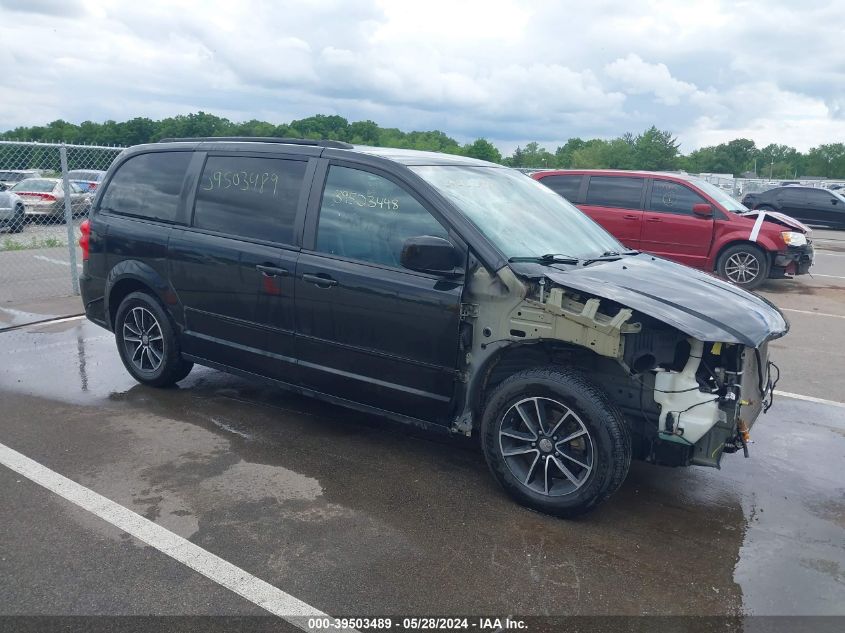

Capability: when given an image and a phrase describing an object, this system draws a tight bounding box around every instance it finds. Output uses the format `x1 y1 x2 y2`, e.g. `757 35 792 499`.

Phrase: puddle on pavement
1 320 843 615
729 399 845 615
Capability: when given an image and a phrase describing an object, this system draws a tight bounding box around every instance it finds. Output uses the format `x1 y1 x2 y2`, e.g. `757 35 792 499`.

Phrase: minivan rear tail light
79 219 91 261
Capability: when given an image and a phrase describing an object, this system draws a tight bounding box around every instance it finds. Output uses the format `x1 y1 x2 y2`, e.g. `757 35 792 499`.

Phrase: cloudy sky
1 0 843 153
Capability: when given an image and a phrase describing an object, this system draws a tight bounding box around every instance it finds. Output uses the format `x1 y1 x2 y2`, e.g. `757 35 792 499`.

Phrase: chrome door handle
256 264 288 277
302 273 338 288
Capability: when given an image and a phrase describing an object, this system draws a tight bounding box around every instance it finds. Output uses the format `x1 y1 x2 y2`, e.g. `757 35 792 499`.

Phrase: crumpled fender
540 255 789 348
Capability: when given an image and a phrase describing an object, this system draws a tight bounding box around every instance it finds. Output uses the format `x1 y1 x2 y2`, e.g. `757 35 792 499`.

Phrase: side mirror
400 235 462 275
0 183 7 192
692 203 714 217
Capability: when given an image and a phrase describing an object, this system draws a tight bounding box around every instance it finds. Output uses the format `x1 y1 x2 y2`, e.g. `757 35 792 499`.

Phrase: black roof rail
156 136 353 149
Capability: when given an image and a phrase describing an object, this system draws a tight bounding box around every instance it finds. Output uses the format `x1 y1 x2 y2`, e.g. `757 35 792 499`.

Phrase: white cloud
0 0 843 152
604 54 699 106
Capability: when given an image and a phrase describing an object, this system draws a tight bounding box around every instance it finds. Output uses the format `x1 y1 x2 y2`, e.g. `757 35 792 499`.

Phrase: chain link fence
0 141 123 324
695 174 845 198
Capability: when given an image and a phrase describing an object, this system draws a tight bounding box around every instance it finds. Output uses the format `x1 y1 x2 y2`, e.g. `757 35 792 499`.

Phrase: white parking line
809 274 845 280
0 441 343 631
814 251 845 256
775 391 845 409
782 308 845 319
32 254 82 269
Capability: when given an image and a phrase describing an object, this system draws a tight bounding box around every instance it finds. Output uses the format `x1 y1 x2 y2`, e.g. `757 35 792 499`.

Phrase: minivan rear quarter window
585 176 643 209
100 152 191 222
193 156 307 244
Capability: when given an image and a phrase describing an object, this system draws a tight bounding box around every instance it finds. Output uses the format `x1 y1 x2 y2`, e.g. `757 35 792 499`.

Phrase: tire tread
481 366 631 518
115 291 193 388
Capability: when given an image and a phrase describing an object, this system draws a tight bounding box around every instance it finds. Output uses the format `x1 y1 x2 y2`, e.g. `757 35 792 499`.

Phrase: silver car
67 169 107 193
0 170 42 191
0 189 26 232
10 178 92 221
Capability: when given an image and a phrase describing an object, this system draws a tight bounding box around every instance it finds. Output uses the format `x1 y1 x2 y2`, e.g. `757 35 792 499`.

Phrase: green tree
288 114 350 141
348 120 380 145
805 143 845 178
756 144 803 179
503 146 524 167
632 126 680 170
682 138 757 176
553 138 585 167
511 141 554 168
570 139 613 168
462 138 502 163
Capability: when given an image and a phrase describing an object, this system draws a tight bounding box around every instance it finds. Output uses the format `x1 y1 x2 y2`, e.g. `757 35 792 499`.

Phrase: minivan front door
640 179 715 269
295 163 464 423
169 153 311 381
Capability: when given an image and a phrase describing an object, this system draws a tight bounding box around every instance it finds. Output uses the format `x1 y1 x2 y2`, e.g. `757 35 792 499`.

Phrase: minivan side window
540 175 582 201
315 165 449 268
193 156 307 244
585 176 643 209
649 180 708 215
100 152 191 223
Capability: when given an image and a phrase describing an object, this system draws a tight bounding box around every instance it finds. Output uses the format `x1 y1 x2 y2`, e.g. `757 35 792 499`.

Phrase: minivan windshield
688 177 748 212
411 166 623 260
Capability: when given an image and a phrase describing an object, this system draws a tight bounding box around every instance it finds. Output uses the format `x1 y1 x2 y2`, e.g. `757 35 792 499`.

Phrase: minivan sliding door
170 153 312 382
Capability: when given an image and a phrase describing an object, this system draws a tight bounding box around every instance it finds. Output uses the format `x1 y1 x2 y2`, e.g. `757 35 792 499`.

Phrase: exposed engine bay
457 257 782 469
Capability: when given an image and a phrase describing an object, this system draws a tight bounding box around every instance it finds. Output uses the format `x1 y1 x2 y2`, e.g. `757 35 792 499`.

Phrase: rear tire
10 206 25 233
717 243 769 289
481 367 631 518
115 291 193 387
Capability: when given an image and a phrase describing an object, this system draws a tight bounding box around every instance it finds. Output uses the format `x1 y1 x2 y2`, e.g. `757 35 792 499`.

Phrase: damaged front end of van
455 253 786 470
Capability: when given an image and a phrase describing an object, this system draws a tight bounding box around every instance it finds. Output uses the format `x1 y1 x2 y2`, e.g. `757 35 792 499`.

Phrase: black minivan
80 138 787 517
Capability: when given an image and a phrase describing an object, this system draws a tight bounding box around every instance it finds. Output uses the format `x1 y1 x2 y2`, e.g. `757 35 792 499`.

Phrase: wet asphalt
0 232 843 619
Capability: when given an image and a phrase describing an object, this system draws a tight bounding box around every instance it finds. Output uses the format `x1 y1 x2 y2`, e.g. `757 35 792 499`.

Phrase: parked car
79 138 787 517
742 186 845 230
0 189 26 233
533 170 813 289
0 169 42 191
10 178 92 221
68 169 107 193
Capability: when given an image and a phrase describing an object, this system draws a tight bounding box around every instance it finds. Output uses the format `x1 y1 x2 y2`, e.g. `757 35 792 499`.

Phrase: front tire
115 291 193 387
717 243 769 289
481 367 631 518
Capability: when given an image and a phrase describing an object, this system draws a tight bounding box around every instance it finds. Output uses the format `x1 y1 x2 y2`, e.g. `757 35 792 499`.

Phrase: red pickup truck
533 169 814 289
